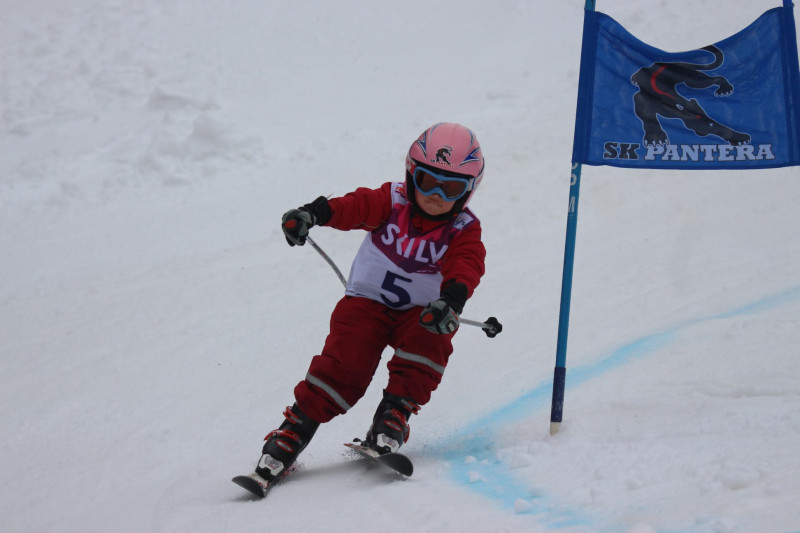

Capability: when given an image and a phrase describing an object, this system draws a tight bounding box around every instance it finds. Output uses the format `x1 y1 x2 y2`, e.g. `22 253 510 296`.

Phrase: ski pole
460 316 502 338
306 236 347 287
305 236 502 338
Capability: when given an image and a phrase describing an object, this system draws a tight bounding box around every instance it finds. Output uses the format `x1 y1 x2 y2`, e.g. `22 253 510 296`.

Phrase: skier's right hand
281 208 315 246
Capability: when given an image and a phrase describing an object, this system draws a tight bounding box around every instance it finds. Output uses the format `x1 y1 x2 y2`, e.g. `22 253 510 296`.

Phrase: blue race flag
572 2 800 169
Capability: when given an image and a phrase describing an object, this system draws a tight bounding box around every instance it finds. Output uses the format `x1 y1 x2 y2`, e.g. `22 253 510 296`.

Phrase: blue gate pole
549 161 583 435
549 0 596 436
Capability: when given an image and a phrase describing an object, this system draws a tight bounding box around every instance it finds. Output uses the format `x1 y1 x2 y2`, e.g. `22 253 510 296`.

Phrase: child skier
254 122 486 482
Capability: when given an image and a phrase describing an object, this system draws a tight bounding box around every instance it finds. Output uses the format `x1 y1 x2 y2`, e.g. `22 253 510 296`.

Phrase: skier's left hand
419 299 459 335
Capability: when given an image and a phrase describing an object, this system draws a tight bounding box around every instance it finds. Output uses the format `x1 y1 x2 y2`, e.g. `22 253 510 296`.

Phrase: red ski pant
294 296 455 424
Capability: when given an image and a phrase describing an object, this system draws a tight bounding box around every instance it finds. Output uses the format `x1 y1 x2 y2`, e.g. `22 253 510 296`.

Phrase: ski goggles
412 166 473 201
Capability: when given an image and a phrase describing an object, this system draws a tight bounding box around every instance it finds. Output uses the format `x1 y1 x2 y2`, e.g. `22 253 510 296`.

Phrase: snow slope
1 1 799 532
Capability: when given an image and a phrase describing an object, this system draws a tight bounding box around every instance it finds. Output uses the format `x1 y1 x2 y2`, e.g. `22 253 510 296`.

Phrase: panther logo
433 145 453 165
631 45 751 146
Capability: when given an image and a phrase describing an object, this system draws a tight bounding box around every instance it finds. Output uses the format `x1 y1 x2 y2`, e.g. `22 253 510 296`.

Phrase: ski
344 441 414 477
232 464 296 499
232 472 275 498
234 442 412 498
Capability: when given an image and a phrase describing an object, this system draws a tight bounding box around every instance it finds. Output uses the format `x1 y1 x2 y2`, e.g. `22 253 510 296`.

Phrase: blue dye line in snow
438 285 800 527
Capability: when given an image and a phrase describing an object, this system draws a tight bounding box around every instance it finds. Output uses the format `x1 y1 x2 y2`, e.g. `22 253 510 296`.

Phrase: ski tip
345 441 414 477
232 473 270 499
377 453 413 477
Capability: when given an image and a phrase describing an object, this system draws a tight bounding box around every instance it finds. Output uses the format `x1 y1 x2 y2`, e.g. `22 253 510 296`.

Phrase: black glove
281 208 315 246
419 281 469 335
419 299 459 334
281 196 332 247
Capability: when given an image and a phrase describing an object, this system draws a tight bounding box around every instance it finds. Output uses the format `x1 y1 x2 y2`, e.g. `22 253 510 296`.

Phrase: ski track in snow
440 284 800 531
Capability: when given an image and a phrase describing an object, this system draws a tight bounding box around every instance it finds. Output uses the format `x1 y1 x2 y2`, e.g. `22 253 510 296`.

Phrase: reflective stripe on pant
294 296 454 423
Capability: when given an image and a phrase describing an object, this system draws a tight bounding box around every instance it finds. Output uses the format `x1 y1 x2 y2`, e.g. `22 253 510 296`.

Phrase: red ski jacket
324 182 486 298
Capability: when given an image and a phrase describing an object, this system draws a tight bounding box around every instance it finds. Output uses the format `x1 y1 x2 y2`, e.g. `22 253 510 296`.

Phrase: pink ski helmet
405 122 484 218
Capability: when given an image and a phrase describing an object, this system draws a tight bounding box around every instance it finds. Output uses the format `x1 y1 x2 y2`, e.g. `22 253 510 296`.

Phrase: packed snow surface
2 1 799 532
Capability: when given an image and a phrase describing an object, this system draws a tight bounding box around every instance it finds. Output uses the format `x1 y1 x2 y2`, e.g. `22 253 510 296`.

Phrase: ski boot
364 391 420 454
256 403 320 481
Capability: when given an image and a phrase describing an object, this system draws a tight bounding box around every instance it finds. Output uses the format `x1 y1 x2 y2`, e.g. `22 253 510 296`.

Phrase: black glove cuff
440 280 468 315
302 196 332 226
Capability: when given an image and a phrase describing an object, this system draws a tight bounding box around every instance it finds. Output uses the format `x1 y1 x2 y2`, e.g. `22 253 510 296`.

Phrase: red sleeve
440 220 486 297
324 182 394 231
